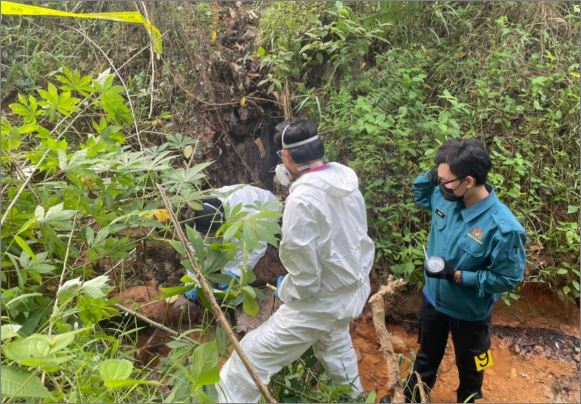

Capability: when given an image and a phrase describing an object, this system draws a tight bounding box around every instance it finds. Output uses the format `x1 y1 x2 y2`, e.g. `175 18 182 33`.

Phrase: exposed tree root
368 276 427 403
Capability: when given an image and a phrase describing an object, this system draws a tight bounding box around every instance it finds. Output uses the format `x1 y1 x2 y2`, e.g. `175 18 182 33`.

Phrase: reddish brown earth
352 283 580 403
113 280 579 403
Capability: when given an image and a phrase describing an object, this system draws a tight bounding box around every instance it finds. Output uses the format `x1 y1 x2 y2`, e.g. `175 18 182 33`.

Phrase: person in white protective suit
217 117 375 403
184 184 282 301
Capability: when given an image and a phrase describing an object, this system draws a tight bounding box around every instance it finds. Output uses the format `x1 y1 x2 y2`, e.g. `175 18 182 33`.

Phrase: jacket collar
460 185 497 223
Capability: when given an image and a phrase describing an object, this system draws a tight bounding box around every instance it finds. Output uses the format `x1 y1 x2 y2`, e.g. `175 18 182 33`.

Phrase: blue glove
184 286 198 302
273 275 284 300
218 271 240 291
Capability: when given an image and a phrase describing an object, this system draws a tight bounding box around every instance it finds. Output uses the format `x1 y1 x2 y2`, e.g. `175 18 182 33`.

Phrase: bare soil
353 282 580 403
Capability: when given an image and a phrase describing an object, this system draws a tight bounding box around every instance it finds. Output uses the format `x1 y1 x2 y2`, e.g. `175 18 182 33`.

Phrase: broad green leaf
241 285 256 299
39 203 77 230
2 330 84 370
1 366 52 398
242 296 259 317
56 277 83 303
1 324 22 341
168 239 186 256
82 275 111 298
190 341 220 389
86 226 95 246
99 359 133 386
186 225 204 257
57 275 110 302
34 205 45 221
222 223 241 242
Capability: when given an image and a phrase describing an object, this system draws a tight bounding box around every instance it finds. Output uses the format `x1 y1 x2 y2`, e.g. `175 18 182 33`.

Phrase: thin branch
156 183 277 403
48 201 81 335
113 303 179 337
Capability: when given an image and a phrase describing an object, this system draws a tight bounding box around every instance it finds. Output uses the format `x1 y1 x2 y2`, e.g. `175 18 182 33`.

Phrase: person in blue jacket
403 138 526 403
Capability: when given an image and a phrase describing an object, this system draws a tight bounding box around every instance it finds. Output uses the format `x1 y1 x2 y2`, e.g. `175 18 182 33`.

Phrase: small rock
510 368 518 379
574 353 580 363
513 345 521 354
533 345 544 355
521 372 529 379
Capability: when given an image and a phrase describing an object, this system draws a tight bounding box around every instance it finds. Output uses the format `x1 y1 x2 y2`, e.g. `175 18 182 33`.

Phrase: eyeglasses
439 176 466 187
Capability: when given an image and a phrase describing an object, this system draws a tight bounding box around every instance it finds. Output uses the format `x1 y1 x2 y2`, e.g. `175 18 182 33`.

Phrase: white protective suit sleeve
217 185 281 277
278 196 323 303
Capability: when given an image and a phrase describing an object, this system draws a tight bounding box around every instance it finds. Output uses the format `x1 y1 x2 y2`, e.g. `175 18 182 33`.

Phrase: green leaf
1 324 22 341
57 275 111 302
38 203 77 230
159 284 195 299
56 66 94 96
99 359 133 382
1 366 52 398
241 285 256 299
2 330 83 370
567 205 579 214
222 223 241 242
242 295 259 317
82 275 111 298
168 239 186 256
186 225 204 257
13 236 36 259
56 277 82 303
257 47 266 57
86 226 95 246
190 341 220 389
365 390 377 403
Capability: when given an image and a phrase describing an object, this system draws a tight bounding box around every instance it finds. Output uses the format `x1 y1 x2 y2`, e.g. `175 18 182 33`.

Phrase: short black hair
435 138 492 185
274 117 324 164
192 198 224 235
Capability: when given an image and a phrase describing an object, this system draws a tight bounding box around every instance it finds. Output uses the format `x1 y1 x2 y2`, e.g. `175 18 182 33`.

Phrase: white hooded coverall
217 162 375 402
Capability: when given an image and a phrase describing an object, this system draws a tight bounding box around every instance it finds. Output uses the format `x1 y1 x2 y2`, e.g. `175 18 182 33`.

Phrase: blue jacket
413 172 526 321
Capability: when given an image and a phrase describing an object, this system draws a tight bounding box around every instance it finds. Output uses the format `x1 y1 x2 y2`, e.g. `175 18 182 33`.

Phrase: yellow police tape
1 1 162 54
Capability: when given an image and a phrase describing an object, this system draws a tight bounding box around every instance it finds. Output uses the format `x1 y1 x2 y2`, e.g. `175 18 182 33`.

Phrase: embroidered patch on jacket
435 208 446 218
467 227 484 245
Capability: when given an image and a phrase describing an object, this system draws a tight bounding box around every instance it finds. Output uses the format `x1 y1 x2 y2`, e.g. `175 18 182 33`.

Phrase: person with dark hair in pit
182 184 283 302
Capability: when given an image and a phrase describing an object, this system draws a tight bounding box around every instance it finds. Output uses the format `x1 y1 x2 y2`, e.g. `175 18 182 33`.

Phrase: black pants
403 297 491 403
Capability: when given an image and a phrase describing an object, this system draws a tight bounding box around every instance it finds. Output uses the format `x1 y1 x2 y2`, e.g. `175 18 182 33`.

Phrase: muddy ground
353 282 580 403
115 275 580 403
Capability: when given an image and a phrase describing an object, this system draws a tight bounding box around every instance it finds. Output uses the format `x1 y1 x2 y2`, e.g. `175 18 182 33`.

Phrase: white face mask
275 164 293 187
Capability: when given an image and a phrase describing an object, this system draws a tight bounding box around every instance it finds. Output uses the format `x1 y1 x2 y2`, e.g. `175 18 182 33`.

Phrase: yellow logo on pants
474 349 494 371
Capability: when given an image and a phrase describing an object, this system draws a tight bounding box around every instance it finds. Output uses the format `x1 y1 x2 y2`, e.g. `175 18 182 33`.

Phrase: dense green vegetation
1 1 578 402
257 2 580 301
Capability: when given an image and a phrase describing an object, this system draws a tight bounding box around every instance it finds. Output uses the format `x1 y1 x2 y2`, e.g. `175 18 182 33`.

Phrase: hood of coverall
289 162 359 196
